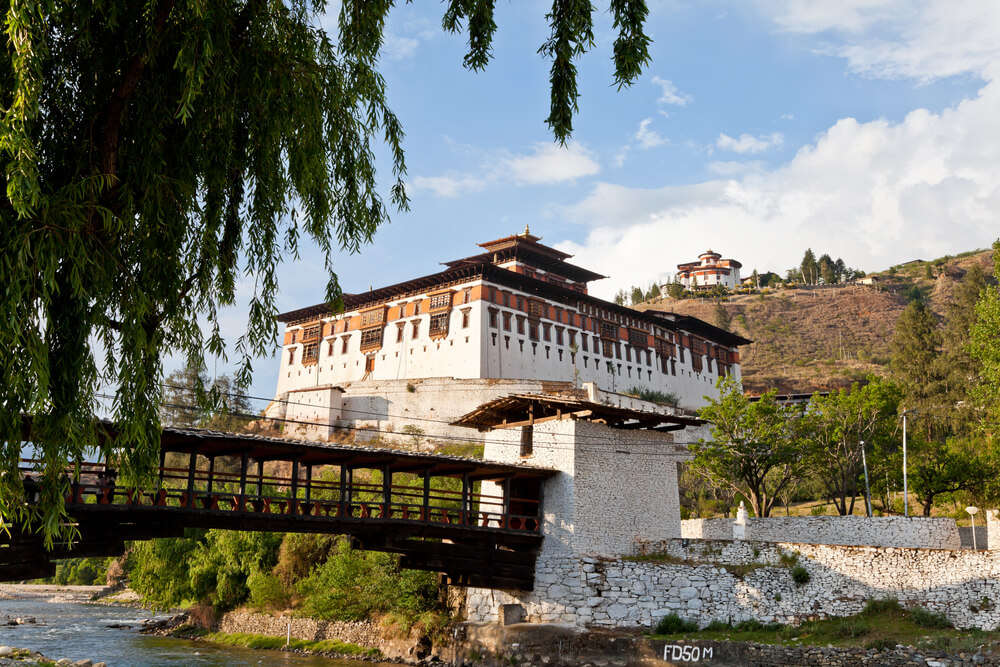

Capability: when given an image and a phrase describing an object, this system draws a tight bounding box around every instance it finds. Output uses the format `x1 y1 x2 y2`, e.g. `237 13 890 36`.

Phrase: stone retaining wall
680 515 962 549
465 538 1000 630
217 609 383 649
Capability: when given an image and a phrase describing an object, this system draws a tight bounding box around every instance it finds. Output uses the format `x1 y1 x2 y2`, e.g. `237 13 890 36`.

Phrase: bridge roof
160 426 558 479
451 393 705 433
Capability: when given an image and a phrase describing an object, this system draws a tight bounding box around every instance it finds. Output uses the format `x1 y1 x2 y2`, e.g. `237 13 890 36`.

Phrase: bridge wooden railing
21 458 542 533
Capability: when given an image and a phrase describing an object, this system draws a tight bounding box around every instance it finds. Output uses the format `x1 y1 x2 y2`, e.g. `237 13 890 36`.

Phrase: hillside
636 249 994 394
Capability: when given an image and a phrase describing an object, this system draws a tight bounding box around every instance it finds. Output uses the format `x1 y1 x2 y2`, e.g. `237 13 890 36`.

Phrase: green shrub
296 538 439 623
733 619 763 632
864 638 895 651
790 566 810 586
909 607 951 629
831 618 869 638
624 387 680 407
247 572 289 612
704 620 732 632
862 598 902 615
654 613 698 634
779 551 799 567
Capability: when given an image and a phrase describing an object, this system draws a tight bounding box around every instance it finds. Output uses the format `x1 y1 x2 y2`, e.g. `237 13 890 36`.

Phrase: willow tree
1 1 653 540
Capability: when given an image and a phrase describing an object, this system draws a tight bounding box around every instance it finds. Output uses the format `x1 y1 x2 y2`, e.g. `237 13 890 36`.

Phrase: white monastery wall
268 377 555 443
465 539 1000 630
467 419 690 625
572 420 683 556
275 277 735 414
680 516 961 550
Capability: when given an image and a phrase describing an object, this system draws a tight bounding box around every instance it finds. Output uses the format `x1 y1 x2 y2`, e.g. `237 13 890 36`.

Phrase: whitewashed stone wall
466 538 1000 630
679 516 962 549
467 418 691 620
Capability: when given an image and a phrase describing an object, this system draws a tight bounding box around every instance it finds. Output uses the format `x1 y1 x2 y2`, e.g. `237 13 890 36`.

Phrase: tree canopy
0 1 653 540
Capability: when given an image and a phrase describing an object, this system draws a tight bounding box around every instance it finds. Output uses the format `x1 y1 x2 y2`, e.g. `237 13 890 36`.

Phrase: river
0 597 399 667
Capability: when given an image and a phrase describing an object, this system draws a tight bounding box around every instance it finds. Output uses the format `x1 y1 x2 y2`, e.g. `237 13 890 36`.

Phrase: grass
202 631 380 658
649 599 996 652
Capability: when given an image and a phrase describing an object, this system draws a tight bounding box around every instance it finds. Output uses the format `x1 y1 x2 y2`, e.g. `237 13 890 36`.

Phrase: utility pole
901 409 917 517
860 440 872 518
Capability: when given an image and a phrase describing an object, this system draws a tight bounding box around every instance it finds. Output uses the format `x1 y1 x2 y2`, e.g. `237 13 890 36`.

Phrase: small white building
676 250 742 290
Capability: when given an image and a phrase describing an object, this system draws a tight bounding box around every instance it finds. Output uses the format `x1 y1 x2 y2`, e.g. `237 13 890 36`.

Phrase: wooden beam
490 409 592 430
186 453 197 508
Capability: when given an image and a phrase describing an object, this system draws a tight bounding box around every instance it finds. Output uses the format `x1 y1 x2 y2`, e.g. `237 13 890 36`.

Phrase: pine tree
890 300 945 439
970 241 1000 439
940 264 987 433
750 269 760 289
800 249 818 285
647 283 661 300
631 286 644 305
818 254 837 284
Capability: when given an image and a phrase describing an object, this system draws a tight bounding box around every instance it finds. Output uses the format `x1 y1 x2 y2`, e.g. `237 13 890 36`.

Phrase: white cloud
635 118 668 149
411 141 600 197
780 113 796 120
707 160 766 176
761 1 1000 81
502 142 600 185
716 132 784 154
651 76 693 106
555 78 1000 300
409 175 486 198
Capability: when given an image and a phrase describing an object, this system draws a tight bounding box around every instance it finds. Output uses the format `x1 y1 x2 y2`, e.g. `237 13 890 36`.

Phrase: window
582 334 588 352
542 323 551 341
288 348 296 364
303 325 320 341
341 337 349 354
412 320 420 339
396 324 404 343
463 288 472 304
429 293 451 310
290 330 298 344
527 300 544 319
517 316 525 335
568 330 575 347
520 425 533 457
555 327 564 345
429 312 449 336
360 309 385 327
303 342 319 362
628 328 646 348
516 296 524 310
503 311 512 331
360 327 383 350
461 309 471 328
600 321 618 340
488 307 499 328
529 322 539 341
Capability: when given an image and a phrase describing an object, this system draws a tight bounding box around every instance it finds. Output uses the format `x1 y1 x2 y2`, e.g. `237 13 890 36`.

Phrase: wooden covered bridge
2 426 556 589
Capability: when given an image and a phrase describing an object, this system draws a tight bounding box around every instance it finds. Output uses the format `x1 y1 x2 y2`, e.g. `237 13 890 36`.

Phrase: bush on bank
124 530 443 628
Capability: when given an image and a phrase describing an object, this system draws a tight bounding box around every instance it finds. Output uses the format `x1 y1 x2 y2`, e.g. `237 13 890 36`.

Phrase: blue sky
201 1 1000 402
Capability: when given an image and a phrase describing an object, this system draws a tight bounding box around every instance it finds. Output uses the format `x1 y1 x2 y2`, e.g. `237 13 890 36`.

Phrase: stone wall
217 610 383 648
680 515 962 549
465 538 1000 630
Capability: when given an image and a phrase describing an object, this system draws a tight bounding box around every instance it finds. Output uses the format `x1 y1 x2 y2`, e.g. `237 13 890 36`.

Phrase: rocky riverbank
0 644 106 666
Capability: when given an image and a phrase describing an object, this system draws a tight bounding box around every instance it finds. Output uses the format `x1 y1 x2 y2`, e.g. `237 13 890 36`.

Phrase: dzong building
267 229 750 441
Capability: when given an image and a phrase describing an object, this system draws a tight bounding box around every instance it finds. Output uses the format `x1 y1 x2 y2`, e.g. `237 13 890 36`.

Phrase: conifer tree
800 249 818 285
971 240 1000 439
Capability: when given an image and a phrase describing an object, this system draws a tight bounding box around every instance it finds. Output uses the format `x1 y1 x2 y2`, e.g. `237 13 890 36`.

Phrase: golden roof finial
523 224 531 236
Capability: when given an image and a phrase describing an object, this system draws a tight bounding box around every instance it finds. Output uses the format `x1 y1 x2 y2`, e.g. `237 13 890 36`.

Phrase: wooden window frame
429 312 450 338
360 326 383 352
